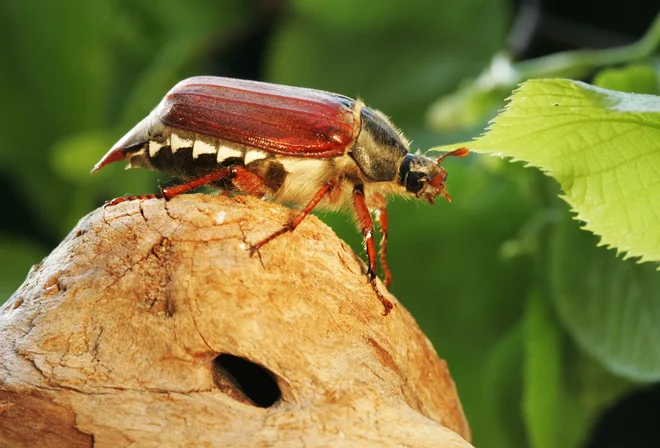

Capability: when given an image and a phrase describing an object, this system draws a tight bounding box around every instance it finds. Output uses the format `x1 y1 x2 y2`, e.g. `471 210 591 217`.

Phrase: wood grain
0 194 471 447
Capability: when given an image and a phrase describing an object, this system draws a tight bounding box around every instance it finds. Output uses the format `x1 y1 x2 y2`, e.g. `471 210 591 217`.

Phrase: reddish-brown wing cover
158 76 357 157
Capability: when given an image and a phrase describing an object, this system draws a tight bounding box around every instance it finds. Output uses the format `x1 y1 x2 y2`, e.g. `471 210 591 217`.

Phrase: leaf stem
514 13 660 81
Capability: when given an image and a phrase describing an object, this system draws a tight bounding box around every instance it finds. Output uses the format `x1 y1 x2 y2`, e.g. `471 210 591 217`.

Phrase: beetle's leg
371 192 392 289
250 180 337 254
160 168 232 199
228 166 269 197
353 185 394 315
353 186 378 284
106 193 160 206
106 168 232 206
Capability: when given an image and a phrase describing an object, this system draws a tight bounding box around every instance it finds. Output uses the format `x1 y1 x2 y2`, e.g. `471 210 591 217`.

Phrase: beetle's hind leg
106 164 272 207
106 168 233 206
106 193 160 207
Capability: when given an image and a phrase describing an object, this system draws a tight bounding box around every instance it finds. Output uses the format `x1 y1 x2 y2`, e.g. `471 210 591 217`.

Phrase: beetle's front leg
352 185 393 315
250 180 338 255
371 192 392 289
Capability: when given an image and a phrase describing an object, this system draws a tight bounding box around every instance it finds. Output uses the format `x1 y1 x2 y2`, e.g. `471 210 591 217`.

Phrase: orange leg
106 168 232 206
376 211 392 289
229 166 269 197
106 165 272 206
371 192 392 289
106 193 159 207
250 180 337 255
161 169 232 199
353 185 393 315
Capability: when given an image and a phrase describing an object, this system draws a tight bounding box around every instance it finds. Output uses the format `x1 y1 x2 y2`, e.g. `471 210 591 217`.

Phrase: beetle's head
399 147 469 205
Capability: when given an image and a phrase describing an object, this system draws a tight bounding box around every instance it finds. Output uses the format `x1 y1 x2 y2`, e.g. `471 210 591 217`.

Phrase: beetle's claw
105 196 133 207
248 244 266 269
381 298 394 316
365 270 393 315
369 281 394 316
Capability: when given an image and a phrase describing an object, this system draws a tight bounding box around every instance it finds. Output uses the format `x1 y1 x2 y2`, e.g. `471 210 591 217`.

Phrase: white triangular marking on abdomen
193 140 217 159
149 141 165 157
244 150 268 164
216 145 243 164
171 133 194 153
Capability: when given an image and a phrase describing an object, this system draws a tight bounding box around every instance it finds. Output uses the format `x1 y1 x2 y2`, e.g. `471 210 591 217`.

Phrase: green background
1 1 658 446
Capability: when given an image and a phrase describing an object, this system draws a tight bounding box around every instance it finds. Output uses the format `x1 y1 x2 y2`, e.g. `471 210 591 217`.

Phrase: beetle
93 76 468 315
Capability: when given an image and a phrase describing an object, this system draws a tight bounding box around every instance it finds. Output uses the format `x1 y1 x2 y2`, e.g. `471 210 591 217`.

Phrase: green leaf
439 79 660 263
524 292 570 448
523 288 637 447
593 64 660 95
482 323 526 448
551 211 660 381
567 350 633 424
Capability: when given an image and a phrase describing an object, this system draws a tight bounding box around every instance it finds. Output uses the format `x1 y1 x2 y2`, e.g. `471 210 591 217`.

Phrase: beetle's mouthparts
419 184 452 206
430 189 452 205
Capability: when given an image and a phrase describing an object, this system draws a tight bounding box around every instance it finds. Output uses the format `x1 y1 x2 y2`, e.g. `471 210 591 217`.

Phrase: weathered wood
0 194 471 447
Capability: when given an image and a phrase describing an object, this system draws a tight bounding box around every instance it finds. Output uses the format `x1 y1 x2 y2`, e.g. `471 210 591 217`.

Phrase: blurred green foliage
1 1 659 447
427 14 660 131
593 64 660 94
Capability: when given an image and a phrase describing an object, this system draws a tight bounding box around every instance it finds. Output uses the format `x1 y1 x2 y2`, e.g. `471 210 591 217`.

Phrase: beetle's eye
405 172 426 194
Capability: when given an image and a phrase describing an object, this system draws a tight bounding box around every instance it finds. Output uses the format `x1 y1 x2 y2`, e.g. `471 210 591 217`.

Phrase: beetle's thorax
349 105 410 183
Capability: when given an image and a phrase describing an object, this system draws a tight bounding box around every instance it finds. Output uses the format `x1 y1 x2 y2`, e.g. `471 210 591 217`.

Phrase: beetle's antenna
437 147 469 165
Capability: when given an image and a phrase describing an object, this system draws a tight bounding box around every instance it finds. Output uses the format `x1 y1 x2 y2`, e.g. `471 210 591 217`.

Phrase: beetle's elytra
93 76 468 315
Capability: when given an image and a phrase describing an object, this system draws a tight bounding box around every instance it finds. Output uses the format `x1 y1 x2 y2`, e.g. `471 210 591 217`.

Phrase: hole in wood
213 354 281 408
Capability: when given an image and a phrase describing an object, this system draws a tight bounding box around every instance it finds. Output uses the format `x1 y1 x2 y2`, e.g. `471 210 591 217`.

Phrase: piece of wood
0 194 471 447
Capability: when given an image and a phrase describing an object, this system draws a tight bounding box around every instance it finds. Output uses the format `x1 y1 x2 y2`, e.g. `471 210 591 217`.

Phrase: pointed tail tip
91 146 127 174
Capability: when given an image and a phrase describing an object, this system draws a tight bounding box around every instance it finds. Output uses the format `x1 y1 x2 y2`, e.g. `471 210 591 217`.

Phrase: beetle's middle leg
250 180 337 255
